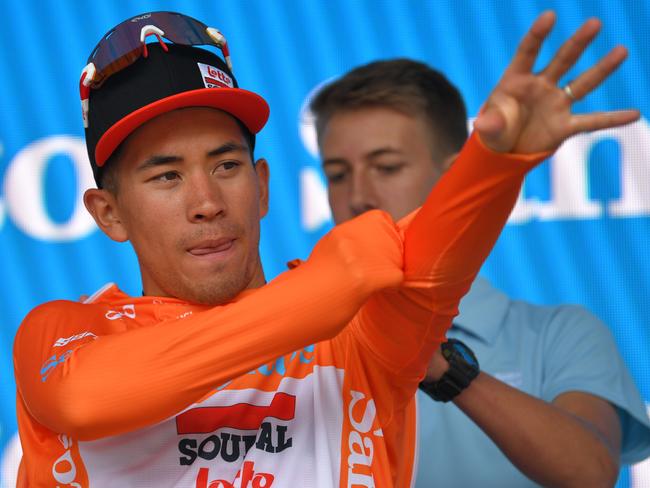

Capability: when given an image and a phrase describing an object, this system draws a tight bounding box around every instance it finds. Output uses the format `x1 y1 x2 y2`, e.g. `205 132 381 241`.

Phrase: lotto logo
197 62 234 89
195 461 274 488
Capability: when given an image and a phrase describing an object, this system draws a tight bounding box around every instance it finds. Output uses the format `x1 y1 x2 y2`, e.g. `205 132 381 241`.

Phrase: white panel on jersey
78 366 345 487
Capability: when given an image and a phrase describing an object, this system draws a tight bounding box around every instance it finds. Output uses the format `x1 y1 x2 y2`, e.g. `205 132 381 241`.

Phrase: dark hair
98 143 123 193
310 59 468 160
98 115 256 193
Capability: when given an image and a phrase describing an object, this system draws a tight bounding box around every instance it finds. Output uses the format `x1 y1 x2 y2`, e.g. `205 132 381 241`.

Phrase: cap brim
95 88 269 167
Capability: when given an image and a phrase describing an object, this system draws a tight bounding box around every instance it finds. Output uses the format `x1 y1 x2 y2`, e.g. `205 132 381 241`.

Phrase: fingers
542 18 601 82
509 11 556 73
570 109 640 134
565 45 628 101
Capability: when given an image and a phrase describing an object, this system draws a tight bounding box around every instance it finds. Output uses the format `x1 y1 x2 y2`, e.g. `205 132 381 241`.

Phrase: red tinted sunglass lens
93 49 142 87
87 12 220 87
89 21 144 84
146 12 212 46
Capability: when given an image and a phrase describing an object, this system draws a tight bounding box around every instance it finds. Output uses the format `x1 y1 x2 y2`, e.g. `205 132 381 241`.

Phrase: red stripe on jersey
176 392 296 434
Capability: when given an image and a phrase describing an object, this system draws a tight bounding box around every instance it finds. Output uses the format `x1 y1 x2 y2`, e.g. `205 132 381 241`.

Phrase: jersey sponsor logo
177 392 295 433
40 350 74 382
52 434 81 487
216 345 316 392
197 63 234 89
105 304 136 320
53 331 97 347
347 390 380 488
195 460 274 488
177 392 295 466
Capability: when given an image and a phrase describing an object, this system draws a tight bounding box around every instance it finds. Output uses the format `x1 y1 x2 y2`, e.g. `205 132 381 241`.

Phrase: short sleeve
540 305 650 464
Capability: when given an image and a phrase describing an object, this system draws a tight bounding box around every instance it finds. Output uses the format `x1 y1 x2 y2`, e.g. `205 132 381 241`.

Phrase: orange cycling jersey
14 134 546 487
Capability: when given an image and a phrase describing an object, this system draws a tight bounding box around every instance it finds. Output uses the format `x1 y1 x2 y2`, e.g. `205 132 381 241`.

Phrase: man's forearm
452 373 620 488
15 258 377 441
354 136 549 378
402 134 545 295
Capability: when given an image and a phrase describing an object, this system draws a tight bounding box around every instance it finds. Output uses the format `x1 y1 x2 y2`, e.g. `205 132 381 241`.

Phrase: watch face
456 344 479 368
448 339 479 369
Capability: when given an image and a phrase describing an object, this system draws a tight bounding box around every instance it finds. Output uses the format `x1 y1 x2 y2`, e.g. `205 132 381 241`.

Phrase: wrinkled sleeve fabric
14 256 379 441
539 305 650 464
353 133 549 379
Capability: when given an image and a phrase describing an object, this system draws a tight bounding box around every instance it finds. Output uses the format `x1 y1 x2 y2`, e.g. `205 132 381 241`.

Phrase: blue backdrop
1 1 649 486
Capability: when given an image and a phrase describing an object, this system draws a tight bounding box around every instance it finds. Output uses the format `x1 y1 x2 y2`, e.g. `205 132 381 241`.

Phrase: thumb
473 103 507 151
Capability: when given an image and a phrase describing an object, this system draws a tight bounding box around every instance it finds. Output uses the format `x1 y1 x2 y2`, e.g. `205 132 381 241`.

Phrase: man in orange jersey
13 10 638 487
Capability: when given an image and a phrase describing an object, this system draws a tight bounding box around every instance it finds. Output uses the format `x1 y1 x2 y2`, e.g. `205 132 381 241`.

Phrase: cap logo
130 13 152 22
197 62 234 89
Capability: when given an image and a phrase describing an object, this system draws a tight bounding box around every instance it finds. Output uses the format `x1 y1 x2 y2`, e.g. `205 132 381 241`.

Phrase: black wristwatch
419 338 480 402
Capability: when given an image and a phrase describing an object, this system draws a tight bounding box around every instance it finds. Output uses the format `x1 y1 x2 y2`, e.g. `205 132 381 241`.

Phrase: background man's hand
424 347 450 382
474 11 640 154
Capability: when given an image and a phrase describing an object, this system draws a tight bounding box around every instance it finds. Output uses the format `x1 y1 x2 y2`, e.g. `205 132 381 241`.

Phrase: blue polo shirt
415 278 650 487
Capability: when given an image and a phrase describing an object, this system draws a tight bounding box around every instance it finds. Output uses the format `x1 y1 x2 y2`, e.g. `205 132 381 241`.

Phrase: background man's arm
426 339 621 488
455 375 620 488
420 301 650 487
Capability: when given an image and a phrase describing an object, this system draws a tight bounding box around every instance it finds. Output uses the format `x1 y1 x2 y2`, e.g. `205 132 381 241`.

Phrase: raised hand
474 11 639 154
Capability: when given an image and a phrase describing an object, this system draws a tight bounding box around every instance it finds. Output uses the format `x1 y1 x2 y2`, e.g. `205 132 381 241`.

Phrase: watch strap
419 339 479 402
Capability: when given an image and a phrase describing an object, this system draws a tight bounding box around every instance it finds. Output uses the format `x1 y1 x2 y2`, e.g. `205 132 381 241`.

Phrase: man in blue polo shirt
417 278 650 486
310 57 650 486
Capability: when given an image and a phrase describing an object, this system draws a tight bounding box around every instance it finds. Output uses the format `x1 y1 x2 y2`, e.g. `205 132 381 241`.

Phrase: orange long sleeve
14 211 403 441
353 133 549 378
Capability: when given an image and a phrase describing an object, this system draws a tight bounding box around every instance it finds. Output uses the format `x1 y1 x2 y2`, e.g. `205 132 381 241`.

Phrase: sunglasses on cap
79 11 232 127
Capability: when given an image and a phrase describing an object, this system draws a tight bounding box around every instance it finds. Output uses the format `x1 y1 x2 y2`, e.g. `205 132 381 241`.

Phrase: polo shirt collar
453 277 510 345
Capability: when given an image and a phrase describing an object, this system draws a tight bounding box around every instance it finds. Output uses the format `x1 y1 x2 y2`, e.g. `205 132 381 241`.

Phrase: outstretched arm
405 11 638 296
411 15 633 486
355 12 639 378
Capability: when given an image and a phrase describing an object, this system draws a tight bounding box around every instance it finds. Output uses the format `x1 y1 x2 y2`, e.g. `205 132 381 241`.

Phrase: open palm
475 11 639 154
